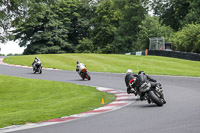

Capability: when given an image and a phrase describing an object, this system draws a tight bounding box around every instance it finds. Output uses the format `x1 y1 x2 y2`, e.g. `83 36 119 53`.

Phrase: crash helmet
138 71 145 75
34 57 39 61
126 69 133 74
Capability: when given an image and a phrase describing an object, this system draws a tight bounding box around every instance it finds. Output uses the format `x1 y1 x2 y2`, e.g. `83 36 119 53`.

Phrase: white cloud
0 41 25 55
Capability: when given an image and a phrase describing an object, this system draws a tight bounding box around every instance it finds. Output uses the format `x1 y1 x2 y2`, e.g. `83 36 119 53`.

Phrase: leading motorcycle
33 62 42 74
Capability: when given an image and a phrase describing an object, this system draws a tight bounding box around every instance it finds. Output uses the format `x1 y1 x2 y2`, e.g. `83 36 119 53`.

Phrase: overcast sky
0 41 25 55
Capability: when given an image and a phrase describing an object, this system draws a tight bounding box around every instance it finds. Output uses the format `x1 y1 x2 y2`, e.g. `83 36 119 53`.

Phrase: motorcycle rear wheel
85 72 91 80
148 91 163 106
80 72 85 80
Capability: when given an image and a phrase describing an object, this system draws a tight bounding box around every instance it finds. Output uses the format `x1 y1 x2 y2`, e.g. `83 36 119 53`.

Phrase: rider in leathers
137 71 158 100
76 61 86 74
125 69 165 102
32 57 41 70
125 69 139 95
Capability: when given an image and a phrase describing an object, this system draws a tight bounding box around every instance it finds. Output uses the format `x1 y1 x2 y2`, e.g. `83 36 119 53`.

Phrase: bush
171 23 200 53
135 15 175 50
76 38 94 53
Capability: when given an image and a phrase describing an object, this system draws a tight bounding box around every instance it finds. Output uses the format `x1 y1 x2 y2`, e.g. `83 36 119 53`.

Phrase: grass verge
0 74 115 128
4 53 200 77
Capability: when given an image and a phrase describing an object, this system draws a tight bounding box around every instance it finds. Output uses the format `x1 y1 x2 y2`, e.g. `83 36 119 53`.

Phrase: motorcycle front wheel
33 67 36 74
39 67 42 74
148 90 163 106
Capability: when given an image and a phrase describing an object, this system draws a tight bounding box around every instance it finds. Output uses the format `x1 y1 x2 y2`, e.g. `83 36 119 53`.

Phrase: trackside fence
148 50 200 61
125 50 200 61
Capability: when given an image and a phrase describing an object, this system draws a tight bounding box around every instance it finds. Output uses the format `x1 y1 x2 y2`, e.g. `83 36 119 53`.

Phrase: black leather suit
125 71 158 95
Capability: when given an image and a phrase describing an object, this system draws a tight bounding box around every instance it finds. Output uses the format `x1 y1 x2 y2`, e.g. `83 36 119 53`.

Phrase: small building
149 37 172 50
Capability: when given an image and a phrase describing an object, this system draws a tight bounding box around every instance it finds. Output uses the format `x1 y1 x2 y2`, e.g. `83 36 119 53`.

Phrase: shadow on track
26 73 42 75
133 104 158 108
26 73 35 74
70 79 91 82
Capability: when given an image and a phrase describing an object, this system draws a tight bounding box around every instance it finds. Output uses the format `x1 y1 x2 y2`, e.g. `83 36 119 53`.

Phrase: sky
0 41 25 55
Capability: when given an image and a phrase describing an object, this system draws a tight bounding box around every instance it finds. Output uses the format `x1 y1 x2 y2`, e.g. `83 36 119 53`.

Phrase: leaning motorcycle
33 62 42 74
78 67 91 80
130 78 165 106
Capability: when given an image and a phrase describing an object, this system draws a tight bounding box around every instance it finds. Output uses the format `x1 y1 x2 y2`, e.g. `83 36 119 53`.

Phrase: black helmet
77 61 80 64
138 71 145 75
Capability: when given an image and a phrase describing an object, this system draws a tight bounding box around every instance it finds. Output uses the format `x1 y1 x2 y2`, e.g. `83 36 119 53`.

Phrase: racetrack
0 63 200 133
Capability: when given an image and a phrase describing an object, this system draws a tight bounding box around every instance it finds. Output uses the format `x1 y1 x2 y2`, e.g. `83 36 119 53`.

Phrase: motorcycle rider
32 57 41 70
124 69 138 95
125 69 166 103
140 71 166 104
76 61 86 73
76 61 91 80
137 71 158 100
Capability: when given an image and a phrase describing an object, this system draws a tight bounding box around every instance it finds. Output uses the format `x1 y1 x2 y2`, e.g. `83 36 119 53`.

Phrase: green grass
4 53 200 77
0 74 115 128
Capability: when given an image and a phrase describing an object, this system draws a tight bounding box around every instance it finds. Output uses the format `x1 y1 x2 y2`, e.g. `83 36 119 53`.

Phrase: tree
114 0 146 53
90 0 122 53
76 38 94 53
150 0 200 31
135 15 174 50
0 0 28 43
9 0 99 54
183 0 200 26
74 0 97 53
171 24 200 53
12 0 81 54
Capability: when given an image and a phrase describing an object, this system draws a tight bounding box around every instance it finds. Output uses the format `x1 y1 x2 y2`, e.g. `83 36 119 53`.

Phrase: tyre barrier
148 50 200 61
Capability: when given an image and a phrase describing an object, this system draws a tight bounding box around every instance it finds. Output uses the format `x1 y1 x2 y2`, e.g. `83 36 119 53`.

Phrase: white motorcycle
77 64 91 80
33 62 42 74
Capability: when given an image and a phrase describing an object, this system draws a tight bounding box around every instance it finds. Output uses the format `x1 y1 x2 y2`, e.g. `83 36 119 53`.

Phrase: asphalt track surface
0 64 200 133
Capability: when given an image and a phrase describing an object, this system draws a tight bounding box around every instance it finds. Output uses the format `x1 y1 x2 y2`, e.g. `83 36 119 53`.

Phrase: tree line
0 0 200 54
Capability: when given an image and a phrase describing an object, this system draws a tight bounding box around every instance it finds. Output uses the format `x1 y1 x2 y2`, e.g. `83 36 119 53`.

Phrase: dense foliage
151 0 200 53
171 24 200 53
135 15 174 50
151 0 200 31
1 0 200 54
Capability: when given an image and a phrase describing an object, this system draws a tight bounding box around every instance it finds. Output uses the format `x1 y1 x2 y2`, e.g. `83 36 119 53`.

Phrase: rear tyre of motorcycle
85 72 91 80
82 77 84 80
148 91 163 106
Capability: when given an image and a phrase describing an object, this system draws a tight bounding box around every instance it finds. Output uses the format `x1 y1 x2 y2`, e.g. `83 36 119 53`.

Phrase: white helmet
126 69 133 74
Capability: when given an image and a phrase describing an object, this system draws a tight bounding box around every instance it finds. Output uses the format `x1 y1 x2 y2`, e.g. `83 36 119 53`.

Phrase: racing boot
140 92 145 101
147 98 151 104
127 89 137 96
163 99 166 104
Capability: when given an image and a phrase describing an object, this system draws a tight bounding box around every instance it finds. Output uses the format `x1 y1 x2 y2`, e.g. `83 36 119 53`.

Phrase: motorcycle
129 78 165 106
78 67 91 80
33 62 42 74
